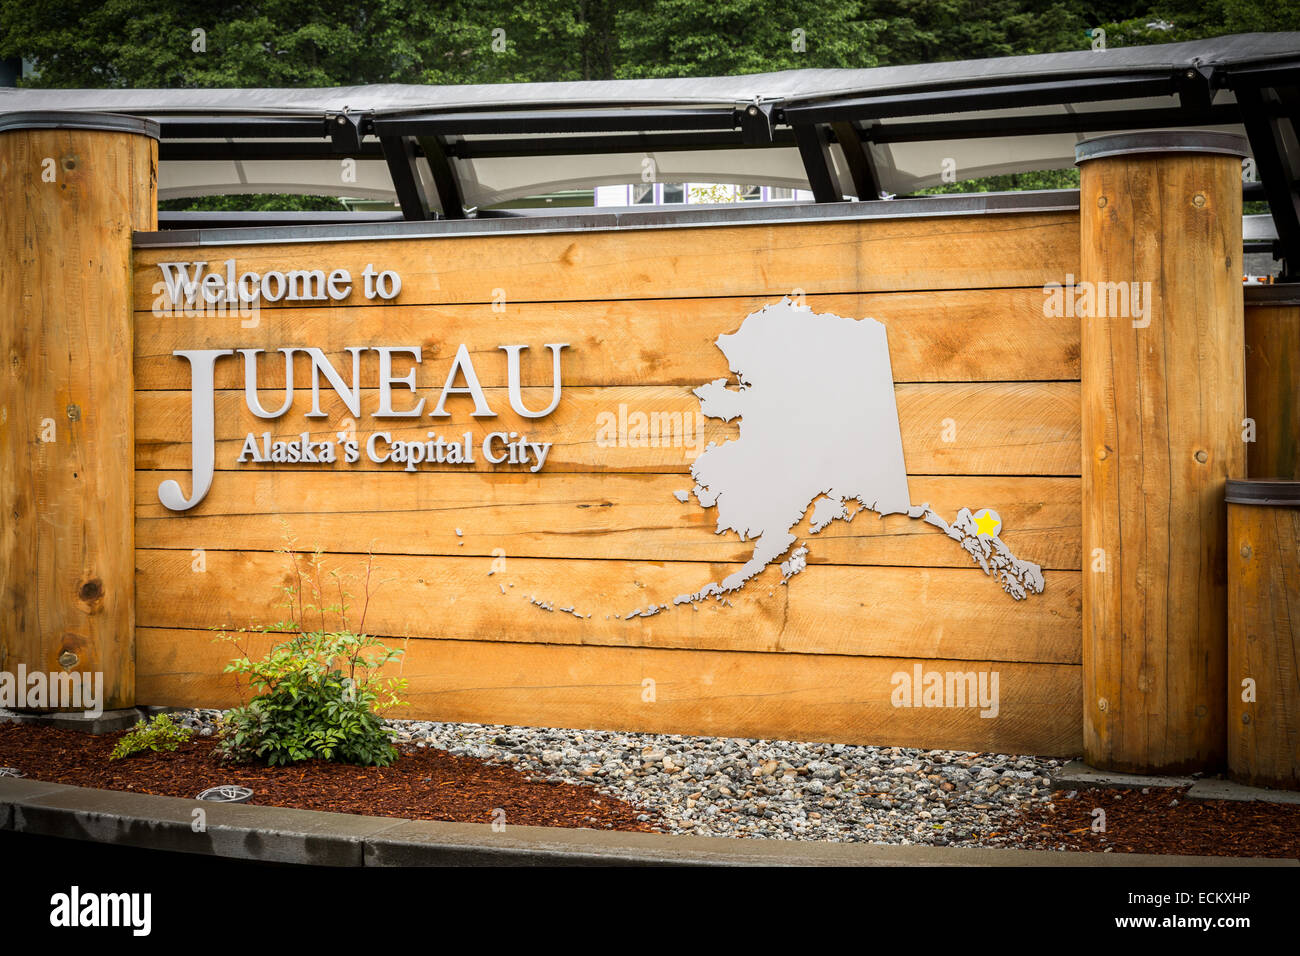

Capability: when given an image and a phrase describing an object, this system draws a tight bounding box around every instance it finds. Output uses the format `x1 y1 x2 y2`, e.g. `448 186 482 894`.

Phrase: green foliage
158 194 349 212
1092 0 1300 48
216 542 407 768
109 713 193 761
5 1 1295 93
617 0 889 77
688 183 744 203
218 630 407 766
916 168 1081 196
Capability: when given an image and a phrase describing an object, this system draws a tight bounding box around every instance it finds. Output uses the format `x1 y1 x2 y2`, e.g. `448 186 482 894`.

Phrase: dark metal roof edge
134 189 1080 248
157 210 407 229
1226 478 1300 506
1244 283 1300 305
1075 130 1250 164
0 110 160 138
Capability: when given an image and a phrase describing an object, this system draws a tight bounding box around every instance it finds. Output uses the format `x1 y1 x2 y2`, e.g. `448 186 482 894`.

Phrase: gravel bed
175 709 1067 847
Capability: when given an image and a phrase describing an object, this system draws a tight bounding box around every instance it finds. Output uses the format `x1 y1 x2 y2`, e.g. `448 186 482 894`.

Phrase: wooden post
1078 131 1247 774
1243 287 1300 480
1226 480 1300 790
0 113 157 713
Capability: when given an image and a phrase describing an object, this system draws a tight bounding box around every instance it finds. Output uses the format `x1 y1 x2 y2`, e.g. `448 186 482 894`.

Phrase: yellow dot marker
972 508 1002 538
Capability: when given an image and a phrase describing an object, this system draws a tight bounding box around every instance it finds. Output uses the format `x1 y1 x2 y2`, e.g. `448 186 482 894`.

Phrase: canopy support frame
379 134 433 221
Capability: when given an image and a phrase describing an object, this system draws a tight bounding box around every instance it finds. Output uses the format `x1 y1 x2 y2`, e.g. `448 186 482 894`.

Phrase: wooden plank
1080 150 1242 773
1245 304 1300 480
132 211 1080 309
1 126 156 710
134 548 1082 664
135 381 1082 476
136 627 1084 755
136 471 1082 571
134 289 1080 390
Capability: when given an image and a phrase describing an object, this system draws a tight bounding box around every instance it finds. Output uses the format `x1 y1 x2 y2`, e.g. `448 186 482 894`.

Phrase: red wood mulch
0 723 659 833
1017 786 1300 859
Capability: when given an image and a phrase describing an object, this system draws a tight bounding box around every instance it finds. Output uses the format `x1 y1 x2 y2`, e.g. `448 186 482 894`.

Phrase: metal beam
417 135 466 219
152 115 332 138
1235 83 1300 280
379 135 433 221
444 129 797 159
792 124 844 203
159 140 384 161
1222 62 1300 87
830 121 881 200
780 74 1179 125
154 103 1237 165
374 107 741 137
865 104 1239 144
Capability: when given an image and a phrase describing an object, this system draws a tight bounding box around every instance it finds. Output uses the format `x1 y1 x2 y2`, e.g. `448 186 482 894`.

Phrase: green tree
5 1 1295 89
855 1 1090 64
1094 0 1300 46
616 0 889 77
0 0 630 87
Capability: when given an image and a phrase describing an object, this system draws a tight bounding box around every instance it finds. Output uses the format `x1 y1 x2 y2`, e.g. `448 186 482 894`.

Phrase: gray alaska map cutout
673 297 1045 605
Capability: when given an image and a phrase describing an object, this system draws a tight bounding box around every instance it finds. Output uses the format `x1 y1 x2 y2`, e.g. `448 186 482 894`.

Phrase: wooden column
1243 287 1300 480
1078 131 1247 773
0 113 158 712
1226 480 1300 790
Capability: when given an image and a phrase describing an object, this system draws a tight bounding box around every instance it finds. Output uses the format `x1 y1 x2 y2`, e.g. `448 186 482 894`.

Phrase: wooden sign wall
131 211 1083 755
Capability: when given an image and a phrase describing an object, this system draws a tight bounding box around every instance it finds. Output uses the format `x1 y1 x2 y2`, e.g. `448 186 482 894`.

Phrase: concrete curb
0 706 169 734
1050 759 1198 791
1051 759 1300 805
1 778 1294 867
1187 778 1300 805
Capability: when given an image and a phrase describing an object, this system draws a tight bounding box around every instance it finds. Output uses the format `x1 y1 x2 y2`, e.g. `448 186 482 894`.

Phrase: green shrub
109 713 193 761
216 543 408 767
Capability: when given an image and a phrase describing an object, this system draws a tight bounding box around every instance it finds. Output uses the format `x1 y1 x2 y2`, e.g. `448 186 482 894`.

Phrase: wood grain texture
1 127 156 709
1081 151 1244 773
134 381 1081 476
127 209 1086 753
1228 502 1300 789
1244 304 1300 480
134 548 1082 665
133 288 1081 389
133 211 1080 309
136 627 1083 755
135 471 1082 571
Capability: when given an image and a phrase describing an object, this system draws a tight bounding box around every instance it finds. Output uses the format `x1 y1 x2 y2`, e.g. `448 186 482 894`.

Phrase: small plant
688 183 742 204
109 713 193 761
215 538 408 767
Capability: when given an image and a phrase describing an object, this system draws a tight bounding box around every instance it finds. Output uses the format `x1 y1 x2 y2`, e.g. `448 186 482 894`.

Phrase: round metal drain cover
195 785 253 803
